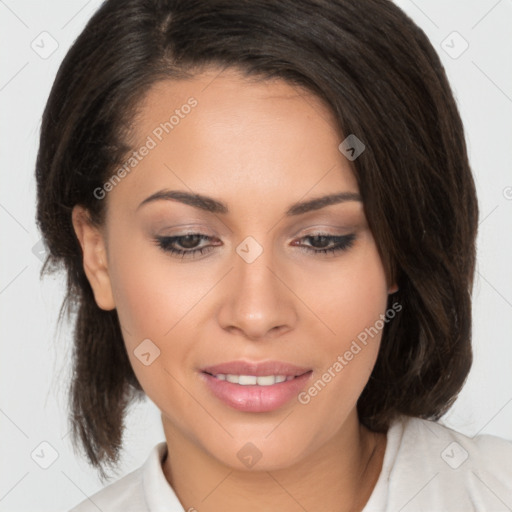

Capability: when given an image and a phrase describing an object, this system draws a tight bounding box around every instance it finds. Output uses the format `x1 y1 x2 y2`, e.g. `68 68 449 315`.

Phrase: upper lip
201 360 312 377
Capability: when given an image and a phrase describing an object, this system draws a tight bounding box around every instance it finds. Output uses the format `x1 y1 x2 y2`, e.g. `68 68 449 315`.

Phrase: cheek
303 240 390 395
108 234 203 343
107 243 201 401
310 239 390 345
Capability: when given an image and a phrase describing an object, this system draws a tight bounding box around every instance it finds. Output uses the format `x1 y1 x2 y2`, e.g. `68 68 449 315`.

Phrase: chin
199 427 320 472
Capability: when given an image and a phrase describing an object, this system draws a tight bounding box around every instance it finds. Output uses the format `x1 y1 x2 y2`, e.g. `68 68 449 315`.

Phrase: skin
72 68 397 512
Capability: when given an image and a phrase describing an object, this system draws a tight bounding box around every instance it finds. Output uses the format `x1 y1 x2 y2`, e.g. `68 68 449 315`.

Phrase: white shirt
69 415 512 511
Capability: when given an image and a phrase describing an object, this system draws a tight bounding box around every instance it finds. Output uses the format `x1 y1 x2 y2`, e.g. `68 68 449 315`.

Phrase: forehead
108 68 360 217
134 67 339 132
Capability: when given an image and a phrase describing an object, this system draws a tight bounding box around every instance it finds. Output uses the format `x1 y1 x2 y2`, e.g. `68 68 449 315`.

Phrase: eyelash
154 233 356 259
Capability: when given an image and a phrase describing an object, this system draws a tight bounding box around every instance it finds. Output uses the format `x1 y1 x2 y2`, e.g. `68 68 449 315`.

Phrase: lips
199 360 313 412
201 360 311 377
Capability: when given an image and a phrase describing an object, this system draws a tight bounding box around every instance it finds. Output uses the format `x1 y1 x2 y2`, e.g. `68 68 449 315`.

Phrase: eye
293 233 356 255
154 232 356 259
154 234 219 259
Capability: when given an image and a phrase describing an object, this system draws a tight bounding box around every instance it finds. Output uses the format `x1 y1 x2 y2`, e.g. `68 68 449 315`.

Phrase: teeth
215 374 294 385
238 375 257 385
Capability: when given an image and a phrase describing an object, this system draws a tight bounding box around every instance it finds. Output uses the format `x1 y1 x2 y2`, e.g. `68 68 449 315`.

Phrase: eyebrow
136 189 362 216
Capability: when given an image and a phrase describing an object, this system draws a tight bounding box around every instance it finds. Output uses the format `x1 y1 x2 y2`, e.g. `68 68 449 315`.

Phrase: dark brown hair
35 0 478 480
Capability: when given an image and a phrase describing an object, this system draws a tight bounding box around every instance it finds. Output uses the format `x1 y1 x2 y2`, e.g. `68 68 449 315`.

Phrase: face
73 68 396 471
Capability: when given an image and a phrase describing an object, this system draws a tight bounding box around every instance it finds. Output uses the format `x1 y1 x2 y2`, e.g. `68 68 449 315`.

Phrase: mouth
202 372 307 386
200 360 312 378
199 361 313 412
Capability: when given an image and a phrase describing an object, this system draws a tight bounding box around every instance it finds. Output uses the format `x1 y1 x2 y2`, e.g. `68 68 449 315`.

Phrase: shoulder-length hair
35 0 478 480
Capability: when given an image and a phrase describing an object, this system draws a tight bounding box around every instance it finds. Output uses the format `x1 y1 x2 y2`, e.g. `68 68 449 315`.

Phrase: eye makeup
153 231 357 260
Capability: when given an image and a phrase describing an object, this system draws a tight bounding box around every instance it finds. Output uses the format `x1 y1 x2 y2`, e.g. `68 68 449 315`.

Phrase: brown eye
293 233 356 255
177 234 203 249
154 234 217 259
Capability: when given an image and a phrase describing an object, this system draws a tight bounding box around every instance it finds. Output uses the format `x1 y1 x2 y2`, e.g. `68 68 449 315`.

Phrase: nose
216 241 297 341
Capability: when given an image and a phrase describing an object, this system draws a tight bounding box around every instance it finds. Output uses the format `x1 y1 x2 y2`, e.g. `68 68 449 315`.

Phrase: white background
1 0 511 510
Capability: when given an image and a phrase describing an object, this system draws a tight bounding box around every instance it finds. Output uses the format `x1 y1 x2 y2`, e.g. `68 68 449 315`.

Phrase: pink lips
200 360 313 413
201 360 311 377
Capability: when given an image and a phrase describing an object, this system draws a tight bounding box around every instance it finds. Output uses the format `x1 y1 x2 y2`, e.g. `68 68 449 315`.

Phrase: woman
35 0 512 510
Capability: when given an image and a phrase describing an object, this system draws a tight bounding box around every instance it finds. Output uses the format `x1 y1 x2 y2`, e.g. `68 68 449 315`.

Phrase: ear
71 205 116 311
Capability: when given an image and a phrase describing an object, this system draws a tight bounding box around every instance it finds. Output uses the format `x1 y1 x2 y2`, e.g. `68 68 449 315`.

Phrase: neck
161 412 387 512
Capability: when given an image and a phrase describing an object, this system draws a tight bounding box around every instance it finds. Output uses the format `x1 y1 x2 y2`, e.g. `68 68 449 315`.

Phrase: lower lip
200 371 313 412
